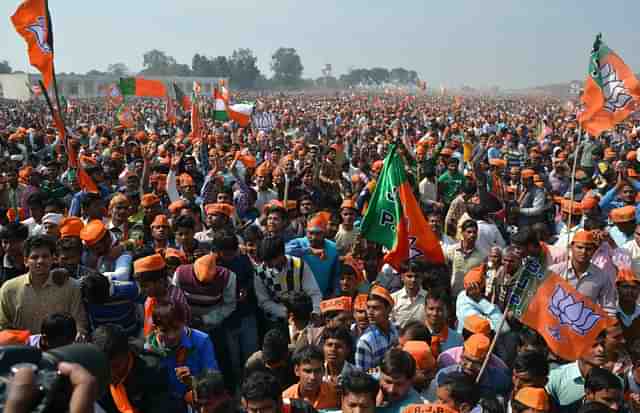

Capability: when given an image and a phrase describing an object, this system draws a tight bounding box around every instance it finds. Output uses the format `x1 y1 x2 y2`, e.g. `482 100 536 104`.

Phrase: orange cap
164 248 187 265
561 200 582 215
59 217 84 238
178 173 194 187
141 193 160 207
372 160 384 172
204 203 235 217
463 314 492 336
80 219 108 246
194 254 217 283
514 387 550 411
610 205 636 223
353 293 369 311
134 253 166 274
627 150 637 162
572 230 596 244
521 169 536 179
151 214 170 228
463 266 484 289
307 214 328 232
168 200 187 214
320 296 352 313
489 158 507 168
616 268 640 285
369 285 394 307
581 196 599 210
463 333 491 359
403 341 436 371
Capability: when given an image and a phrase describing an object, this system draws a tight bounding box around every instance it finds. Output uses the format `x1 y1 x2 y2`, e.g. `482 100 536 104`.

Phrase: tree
0 60 11 74
390 67 409 84
192 54 231 77
369 67 390 85
229 48 260 89
271 48 303 88
107 63 129 77
86 69 106 76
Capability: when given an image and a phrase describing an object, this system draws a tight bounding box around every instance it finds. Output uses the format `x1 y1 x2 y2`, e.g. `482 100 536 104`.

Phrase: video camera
0 344 110 412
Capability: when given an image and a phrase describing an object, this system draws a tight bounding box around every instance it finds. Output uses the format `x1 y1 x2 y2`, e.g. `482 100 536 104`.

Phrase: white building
0 73 227 100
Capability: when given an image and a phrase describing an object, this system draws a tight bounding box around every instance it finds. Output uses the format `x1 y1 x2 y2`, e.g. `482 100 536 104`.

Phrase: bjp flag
11 0 54 90
578 34 640 137
509 258 610 361
360 145 445 271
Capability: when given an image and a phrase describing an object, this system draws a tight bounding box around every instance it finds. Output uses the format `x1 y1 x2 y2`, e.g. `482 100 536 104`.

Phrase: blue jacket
285 237 341 297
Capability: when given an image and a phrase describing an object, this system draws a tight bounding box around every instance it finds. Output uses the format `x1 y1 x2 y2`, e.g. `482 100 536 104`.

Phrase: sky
3 0 640 89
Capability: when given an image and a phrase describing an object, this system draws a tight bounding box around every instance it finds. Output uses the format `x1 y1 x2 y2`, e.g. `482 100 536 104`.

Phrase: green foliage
270 47 304 88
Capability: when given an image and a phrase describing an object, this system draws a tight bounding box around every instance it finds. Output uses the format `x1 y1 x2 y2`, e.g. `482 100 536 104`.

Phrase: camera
0 344 110 412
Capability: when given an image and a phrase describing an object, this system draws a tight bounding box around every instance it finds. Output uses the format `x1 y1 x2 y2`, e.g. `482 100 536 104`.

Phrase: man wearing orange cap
286 213 341 297
550 230 617 316
511 387 551 413
403 341 437 395
334 199 360 255
429 334 511 399
355 285 398 370
253 162 278 211
512 168 547 227
608 205 637 248
615 269 640 342
149 214 174 253
456 266 510 335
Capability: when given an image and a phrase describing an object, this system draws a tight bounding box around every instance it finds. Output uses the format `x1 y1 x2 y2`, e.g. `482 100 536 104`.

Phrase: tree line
1 49 420 90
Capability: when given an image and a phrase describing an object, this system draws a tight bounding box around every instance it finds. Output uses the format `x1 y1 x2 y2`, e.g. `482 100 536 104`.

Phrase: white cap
41 213 63 225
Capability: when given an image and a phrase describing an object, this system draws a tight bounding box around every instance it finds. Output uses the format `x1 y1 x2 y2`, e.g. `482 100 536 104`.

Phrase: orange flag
384 181 445 269
510 259 611 361
11 0 54 90
578 34 640 137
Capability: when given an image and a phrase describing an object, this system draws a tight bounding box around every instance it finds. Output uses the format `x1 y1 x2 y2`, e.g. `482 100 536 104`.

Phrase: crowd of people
0 91 639 413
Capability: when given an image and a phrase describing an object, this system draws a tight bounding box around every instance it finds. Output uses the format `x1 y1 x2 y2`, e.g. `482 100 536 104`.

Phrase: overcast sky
3 0 640 89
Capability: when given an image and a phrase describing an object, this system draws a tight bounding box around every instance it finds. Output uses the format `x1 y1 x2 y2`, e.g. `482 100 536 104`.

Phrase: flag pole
475 264 526 383
564 124 583 279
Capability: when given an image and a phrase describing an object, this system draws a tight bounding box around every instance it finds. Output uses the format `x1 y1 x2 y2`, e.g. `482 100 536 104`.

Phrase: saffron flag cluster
578 34 640 137
360 145 444 270
508 257 611 361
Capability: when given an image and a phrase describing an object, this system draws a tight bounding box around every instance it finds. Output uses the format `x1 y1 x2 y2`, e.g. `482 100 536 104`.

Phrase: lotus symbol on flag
26 17 51 54
548 285 601 336
600 63 632 113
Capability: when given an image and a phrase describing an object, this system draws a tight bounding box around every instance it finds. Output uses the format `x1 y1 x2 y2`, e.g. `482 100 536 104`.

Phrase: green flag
360 146 406 249
360 145 445 269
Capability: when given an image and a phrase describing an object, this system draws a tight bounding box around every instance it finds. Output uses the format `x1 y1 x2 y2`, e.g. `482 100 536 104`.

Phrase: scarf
429 324 449 358
143 297 157 337
148 329 190 364
110 352 138 413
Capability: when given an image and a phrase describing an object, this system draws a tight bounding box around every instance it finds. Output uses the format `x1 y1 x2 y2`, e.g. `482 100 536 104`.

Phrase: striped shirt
355 324 399 370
